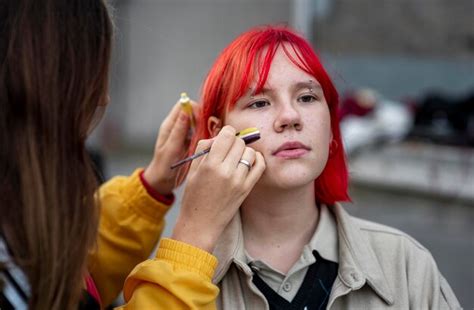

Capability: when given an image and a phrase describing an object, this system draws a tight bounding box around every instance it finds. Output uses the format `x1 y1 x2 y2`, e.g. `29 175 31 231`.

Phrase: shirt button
250 264 260 272
283 281 292 292
351 272 360 282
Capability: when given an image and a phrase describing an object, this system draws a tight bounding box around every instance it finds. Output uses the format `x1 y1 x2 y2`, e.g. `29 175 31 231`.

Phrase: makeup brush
170 127 260 169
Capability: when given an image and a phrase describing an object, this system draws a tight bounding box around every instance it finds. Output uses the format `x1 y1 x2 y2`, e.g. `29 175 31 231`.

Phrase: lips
272 141 311 159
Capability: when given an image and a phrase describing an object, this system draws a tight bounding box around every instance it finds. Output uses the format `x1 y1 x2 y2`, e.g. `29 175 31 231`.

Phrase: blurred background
90 0 474 307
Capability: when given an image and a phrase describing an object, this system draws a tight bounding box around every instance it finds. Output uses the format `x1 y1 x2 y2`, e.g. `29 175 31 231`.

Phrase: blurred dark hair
0 0 112 309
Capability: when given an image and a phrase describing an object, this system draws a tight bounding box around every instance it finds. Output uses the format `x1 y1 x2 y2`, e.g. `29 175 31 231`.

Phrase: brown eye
249 100 270 109
298 95 317 103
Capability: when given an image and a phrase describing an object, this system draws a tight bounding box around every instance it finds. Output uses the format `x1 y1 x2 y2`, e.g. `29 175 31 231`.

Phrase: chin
259 169 320 190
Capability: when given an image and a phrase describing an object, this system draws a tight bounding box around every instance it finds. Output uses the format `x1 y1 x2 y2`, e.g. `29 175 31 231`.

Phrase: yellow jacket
88 169 219 309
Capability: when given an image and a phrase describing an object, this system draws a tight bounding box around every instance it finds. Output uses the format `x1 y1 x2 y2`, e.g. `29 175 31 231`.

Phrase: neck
241 183 319 274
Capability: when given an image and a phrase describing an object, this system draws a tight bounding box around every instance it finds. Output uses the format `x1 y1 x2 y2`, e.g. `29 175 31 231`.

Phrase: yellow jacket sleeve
120 238 219 310
88 169 171 306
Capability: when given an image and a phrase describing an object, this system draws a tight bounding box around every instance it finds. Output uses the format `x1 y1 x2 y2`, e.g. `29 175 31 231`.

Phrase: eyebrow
252 81 322 95
291 81 322 93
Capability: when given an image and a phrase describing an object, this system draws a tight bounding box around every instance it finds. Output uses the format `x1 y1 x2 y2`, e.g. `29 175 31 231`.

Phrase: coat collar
331 204 394 305
212 204 394 305
213 211 248 283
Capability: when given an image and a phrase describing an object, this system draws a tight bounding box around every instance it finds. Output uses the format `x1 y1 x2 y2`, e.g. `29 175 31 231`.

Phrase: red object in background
338 89 378 121
338 96 374 121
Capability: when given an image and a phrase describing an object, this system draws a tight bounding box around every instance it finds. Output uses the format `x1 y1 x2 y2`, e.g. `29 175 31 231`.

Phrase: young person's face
211 47 332 190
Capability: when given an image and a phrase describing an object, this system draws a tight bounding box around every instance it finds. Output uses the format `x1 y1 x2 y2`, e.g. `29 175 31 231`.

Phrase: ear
207 116 223 137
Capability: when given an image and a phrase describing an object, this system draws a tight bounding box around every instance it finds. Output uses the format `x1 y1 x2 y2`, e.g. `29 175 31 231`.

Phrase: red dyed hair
190 25 350 205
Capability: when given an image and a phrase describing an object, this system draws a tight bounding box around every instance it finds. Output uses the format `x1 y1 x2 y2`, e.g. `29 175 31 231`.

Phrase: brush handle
170 147 211 169
170 129 260 169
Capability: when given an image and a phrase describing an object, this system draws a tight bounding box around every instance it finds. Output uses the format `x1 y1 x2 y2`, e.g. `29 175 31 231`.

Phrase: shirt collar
212 204 394 306
212 205 338 281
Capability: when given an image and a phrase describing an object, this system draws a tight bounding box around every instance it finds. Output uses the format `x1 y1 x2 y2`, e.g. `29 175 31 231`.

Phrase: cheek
303 122 332 162
252 117 274 153
224 113 252 129
305 113 331 136
225 113 273 140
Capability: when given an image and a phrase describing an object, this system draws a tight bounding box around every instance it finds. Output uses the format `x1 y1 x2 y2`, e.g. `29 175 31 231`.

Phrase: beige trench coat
212 204 461 309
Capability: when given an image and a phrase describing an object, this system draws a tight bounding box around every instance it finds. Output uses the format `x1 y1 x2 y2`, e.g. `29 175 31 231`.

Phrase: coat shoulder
351 216 433 257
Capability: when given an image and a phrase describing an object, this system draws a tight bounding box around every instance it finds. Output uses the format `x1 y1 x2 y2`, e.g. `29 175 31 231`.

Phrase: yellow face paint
236 127 260 144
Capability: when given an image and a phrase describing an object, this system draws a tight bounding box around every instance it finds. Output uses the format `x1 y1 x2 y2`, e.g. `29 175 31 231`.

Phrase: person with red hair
124 25 459 309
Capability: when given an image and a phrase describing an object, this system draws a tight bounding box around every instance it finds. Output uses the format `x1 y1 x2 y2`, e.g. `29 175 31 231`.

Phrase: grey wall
103 0 290 148
322 55 474 100
97 0 473 149
313 0 474 58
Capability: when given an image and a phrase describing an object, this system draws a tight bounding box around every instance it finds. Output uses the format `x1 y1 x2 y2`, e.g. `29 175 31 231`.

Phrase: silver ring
238 159 252 171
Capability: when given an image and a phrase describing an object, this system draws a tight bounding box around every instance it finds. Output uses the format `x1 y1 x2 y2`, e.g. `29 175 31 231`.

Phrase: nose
274 103 302 132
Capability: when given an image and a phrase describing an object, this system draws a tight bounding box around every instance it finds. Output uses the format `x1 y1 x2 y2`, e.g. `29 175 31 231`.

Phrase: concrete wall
313 0 474 58
101 0 291 148
95 0 474 149
321 54 474 100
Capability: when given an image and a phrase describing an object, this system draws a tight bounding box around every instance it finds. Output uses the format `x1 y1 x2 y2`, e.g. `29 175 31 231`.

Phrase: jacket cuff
139 170 175 205
120 169 172 223
156 238 218 281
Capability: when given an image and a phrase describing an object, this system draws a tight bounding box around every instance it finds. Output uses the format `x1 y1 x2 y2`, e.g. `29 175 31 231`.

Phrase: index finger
207 126 237 163
157 101 183 146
